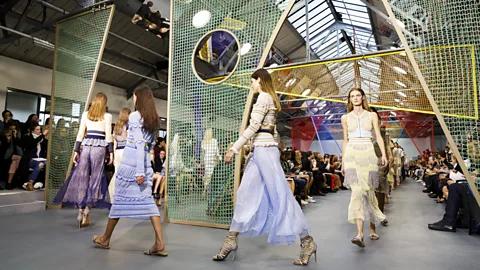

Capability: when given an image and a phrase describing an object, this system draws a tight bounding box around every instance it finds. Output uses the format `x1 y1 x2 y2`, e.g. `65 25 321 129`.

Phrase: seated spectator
131 1 153 25
148 10 170 38
22 114 38 135
152 148 166 206
281 151 307 207
428 180 479 232
0 128 22 190
2 110 13 131
21 123 48 191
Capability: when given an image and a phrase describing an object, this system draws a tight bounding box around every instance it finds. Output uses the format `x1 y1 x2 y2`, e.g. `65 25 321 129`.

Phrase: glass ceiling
279 0 376 59
276 0 382 122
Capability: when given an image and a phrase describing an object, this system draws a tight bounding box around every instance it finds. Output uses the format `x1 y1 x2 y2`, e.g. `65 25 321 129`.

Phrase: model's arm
371 112 387 165
74 112 87 152
341 115 348 173
230 93 270 153
105 114 113 153
130 113 146 177
385 132 393 162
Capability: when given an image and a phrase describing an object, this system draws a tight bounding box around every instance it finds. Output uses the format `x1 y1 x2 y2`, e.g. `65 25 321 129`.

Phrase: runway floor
1 179 478 270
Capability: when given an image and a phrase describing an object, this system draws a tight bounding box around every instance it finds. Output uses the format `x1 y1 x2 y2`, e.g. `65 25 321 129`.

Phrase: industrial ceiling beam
326 0 355 54
35 0 168 61
5 10 165 75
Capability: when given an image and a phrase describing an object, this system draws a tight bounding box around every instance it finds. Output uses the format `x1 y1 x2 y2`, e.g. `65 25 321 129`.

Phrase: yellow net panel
268 46 476 119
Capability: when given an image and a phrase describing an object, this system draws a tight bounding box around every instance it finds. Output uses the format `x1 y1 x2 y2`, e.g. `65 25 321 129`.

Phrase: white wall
0 56 167 120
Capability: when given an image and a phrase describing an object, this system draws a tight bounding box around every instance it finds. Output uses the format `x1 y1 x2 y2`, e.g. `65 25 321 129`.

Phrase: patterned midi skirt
343 138 386 224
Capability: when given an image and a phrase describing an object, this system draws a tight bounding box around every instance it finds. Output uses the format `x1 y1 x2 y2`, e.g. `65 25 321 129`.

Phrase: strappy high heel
77 209 84 228
212 235 238 261
81 207 90 228
293 236 317 266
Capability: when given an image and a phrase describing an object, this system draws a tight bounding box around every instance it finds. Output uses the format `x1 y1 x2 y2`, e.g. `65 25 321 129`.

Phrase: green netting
386 0 480 191
46 7 114 206
166 0 288 226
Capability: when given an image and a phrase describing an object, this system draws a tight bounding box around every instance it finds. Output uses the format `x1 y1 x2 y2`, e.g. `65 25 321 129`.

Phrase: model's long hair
114 107 131 135
251 69 281 112
347 88 370 113
87 93 107 121
134 85 160 133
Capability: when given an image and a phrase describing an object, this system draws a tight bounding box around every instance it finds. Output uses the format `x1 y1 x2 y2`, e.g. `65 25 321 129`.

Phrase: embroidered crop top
231 92 278 153
74 112 113 153
347 110 373 139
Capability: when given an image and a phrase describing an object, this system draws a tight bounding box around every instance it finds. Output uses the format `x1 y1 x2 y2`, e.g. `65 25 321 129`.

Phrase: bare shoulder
341 114 347 122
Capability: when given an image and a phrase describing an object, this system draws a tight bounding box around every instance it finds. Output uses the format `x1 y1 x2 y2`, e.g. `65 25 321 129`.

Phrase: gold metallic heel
293 236 317 266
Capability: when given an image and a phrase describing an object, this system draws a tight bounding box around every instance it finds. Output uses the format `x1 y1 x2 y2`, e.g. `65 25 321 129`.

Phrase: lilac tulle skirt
53 145 111 208
230 146 310 245
108 144 159 220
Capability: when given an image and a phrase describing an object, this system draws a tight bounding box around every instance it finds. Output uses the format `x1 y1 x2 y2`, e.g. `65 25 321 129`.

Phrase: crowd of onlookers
280 148 346 207
0 110 53 191
407 146 480 232
0 109 169 202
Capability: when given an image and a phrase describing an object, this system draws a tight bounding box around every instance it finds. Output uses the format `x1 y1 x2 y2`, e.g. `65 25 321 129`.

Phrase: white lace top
231 92 278 153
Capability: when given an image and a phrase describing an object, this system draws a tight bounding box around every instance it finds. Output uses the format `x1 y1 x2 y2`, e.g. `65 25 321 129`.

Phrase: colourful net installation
166 0 290 227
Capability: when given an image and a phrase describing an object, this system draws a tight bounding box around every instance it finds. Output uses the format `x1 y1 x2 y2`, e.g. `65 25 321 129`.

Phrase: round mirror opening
192 30 240 84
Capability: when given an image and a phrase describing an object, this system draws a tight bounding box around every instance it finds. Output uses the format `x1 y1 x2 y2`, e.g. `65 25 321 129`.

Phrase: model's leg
146 216 167 255
159 176 166 195
93 218 119 249
293 234 318 265
213 231 239 261
153 173 161 193
82 147 107 227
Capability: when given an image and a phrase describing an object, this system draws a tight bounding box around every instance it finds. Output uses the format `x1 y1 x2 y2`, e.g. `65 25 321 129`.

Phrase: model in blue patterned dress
92 85 167 257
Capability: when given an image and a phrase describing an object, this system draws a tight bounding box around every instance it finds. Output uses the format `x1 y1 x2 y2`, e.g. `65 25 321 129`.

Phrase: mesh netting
384 0 480 191
268 46 476 119
46 7 114 206
166 0 287 226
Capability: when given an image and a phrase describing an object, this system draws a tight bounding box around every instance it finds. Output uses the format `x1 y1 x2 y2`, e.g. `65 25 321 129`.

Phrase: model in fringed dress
92 85 167 257
54 93 113 228
212 69 317 266
340 88 388 248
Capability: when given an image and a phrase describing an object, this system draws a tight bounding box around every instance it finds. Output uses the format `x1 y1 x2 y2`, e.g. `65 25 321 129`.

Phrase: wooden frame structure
45 4 115 208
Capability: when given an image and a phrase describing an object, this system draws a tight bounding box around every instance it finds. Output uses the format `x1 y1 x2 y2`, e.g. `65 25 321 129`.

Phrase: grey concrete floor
0 179 479 270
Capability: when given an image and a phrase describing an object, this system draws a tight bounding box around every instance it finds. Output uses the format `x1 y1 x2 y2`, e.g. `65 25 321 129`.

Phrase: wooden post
163 0 175 223
381 0 480 205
